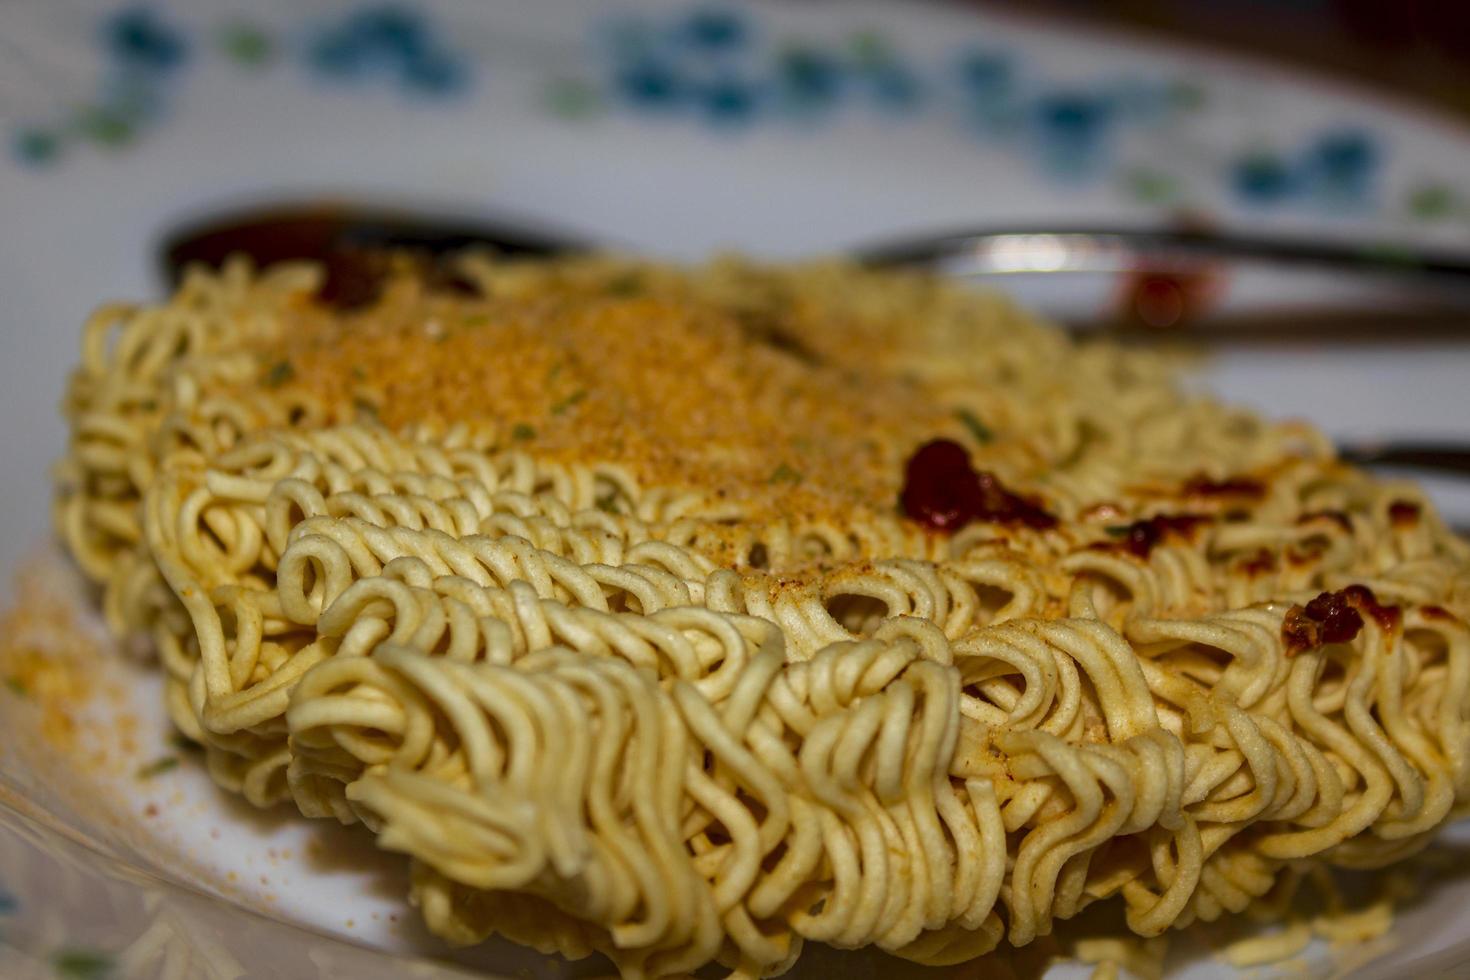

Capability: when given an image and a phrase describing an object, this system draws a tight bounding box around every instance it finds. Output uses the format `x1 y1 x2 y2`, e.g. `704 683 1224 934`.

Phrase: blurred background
1013 0 1470 122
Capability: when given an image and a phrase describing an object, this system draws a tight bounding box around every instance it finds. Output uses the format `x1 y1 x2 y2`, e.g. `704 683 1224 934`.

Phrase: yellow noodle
53 254 1470 977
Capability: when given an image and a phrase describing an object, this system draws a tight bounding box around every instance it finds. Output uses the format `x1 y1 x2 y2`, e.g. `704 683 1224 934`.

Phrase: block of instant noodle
54 254 1470 977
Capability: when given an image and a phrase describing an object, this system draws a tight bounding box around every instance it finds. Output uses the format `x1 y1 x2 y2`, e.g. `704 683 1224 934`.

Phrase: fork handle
1339 442 1470 476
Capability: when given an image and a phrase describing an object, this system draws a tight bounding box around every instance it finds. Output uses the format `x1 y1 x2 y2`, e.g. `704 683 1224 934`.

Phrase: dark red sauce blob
1116 264 1223 331
316 250 394 310
1341 584 1402 633
901 439 1056 533
1280 608 1319 655
1240 548 1276 577
161 205 498 311
1281 584 1401 655
1388 500 1422 527
1112 513 1213 558
1303 591 1366 644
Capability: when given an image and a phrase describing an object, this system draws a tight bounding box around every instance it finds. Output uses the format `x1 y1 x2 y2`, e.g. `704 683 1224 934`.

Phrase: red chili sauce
1388 500 1422 527
1104 513 1213 558
900 439 1056 532
1282 584 1401 655
1183 474 1265 501
162 205 490 309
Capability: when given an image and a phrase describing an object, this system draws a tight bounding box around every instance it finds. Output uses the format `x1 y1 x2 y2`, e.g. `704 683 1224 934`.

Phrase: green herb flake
53 948 113 980
552 389 588 415
136 756 179 780
4 676 27 698
511 423 536 441
263 360 295 387
352 397 379 419
768 463 802 485
955 408 993 444
1104 525 1133 538
595 493 620 514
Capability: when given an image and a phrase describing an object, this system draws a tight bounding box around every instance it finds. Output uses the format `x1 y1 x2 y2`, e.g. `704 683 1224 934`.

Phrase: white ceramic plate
4 2 1470 977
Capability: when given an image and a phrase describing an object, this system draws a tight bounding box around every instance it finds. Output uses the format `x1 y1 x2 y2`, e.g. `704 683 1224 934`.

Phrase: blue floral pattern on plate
10 4 472 167
306 5 470 96
4 2 1466 233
